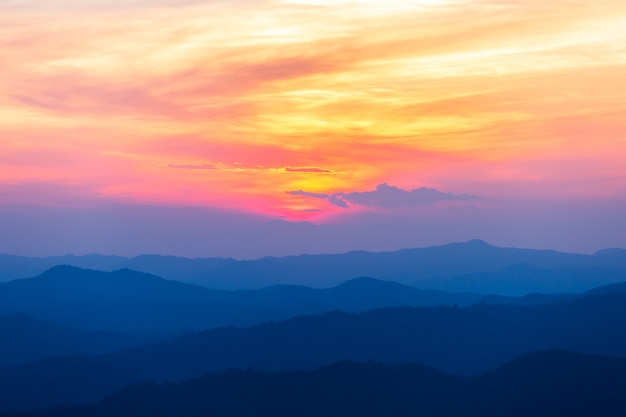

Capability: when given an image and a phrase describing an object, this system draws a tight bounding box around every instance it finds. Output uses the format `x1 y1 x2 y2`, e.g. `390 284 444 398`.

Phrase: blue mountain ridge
1 240 625 292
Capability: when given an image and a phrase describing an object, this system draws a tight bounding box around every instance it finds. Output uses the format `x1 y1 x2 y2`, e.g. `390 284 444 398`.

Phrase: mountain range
2 288 626 412
0 266 482 336
2 240 625 294
4 351 626 417
0 261 623 370
0 314 137 368
0 263 606 339
1 240 626 414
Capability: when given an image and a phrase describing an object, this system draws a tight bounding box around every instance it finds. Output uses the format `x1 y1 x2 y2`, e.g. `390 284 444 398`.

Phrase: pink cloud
284 167 332 173
168 163 217 170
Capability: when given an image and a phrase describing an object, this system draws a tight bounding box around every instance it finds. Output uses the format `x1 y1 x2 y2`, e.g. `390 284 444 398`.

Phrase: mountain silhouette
2 240 625 293
0 266 590 372
0 266 486 336
0 314 137 368
0 266 236 335
5 351 626 417
585 280 626 295
1 265 597 338
417 263 626 295
1 291 626 411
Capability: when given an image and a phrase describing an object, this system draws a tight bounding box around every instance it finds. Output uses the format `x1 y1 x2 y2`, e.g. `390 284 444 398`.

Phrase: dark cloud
328 194 350 208
286 190 329 199
284 167 332 173
339 183 480 207
288 183 481 209
169 163 217 170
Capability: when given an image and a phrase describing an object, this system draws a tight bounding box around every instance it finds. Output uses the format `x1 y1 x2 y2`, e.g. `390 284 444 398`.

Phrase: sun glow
1 0 625 219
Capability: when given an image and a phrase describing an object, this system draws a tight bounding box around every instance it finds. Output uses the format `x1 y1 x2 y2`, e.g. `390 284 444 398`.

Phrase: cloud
168 163 217 170
284 167 332 173
286 190 329 199
3 0 625 223
288 183 480 209
168 164 335 174
328 194 350 208
339 183 480 207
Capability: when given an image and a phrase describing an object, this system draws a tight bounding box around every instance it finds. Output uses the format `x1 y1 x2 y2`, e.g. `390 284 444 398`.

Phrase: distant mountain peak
46 264 81 272
335 276 398 289
594 248 626 257
434 239 494 251
464 239 493 246
41 264 93 276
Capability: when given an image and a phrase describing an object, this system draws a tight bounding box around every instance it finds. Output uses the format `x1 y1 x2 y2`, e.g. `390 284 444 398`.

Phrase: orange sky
2 0 626 222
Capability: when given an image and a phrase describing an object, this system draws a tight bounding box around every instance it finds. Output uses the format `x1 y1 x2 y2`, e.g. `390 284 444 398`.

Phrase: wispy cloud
168 163 217 170
287 190 329 199
168 163 335 174
1 0 625 217
284 167 332 173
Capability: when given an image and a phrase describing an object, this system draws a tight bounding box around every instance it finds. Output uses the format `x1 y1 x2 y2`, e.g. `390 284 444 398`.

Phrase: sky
1 0 625 258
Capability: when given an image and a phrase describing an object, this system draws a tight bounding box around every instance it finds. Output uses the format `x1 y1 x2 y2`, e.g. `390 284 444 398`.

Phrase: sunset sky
1 0 625 257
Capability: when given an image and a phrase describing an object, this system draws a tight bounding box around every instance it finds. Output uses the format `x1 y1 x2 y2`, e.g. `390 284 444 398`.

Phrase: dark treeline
2 291 626 412
5 351 626 417
0 314 138 368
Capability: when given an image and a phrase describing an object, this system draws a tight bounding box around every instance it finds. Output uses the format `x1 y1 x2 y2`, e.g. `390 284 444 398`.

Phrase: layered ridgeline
0 264 621 370
0 315 138 368
1 240 625 293
0 241 624 413
0 264 606 338
0 266 483 337
1 288 626 412
4 351 626 417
